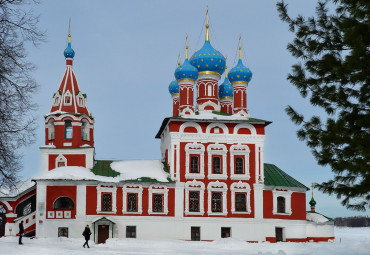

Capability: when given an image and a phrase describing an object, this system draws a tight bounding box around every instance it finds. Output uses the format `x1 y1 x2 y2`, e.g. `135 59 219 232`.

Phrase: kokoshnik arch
0 9 334 243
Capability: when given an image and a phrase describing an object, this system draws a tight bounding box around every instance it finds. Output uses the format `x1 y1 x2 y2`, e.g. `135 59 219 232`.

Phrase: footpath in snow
1 227 369 255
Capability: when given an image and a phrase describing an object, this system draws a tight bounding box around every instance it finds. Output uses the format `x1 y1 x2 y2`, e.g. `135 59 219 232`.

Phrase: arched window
277 196 286 213
235 193 246 212
235 157 244 174
102 193 112 211
207 84 213 96
48 119 55 140
213 157 221 174
64 119 73 139
53 197 74 210
81 120 89 141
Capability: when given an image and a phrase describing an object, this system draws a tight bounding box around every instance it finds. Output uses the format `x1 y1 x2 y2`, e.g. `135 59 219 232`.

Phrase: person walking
82 225 91 248
18 220 24 245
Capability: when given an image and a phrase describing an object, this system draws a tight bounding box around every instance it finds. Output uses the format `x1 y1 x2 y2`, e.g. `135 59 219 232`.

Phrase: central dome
190 41 225 75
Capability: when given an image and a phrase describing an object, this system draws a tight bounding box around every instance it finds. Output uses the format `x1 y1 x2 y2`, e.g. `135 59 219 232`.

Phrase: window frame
235 193 247 212
148 185 169 215
126 226 136 238
230 144 250 180
53 196 75 210
96 184 117 214
272 189 293 215
64 119 73 140
207 182 227 216
212 156 222 174
58 227 69 237
191 227 200 241
122 184 143 214
235 157 244 174
101 193 112 212
230 181 251 214
189 191 200 213
152 194 163 213
185 143 205 179
190 155 200 173
207 144 227 180
184 180 205 216
211 192 223 213
127 193 138 212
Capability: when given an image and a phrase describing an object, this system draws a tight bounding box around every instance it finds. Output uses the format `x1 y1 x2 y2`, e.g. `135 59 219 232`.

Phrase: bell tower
40 25 95 173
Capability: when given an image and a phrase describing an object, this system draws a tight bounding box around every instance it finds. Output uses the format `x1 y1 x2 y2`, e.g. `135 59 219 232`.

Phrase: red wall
48 154 86 170
263 190 306 220
46 186 76 219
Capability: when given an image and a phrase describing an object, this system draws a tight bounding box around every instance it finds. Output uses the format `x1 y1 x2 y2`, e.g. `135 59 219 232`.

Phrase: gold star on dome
211 59 213 61
215 64 218 67
241 69 243 72
197 65 200 68
237 75 240 78
206 64 209 67
201 59 203 62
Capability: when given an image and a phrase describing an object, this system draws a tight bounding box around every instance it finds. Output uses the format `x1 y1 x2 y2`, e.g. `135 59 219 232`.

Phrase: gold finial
238 34 242 60
225 56 228 78
68 18 71 43
205 6 209 41
185 34 189 59
177 52 181 67
311 183 314 198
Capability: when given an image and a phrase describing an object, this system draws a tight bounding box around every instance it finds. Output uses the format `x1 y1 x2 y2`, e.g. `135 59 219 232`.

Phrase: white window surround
122 184 143 214
184 180 205 216
207 144 227 180
56 154 67 168
96 184 117 214
63 90 72 106
272 189 293 215
185 143 205 179
230 144 251 180
233 123 257 135
179 122 202 134
205 123 229 134
148 184 169 215
231 181 251 214
52 94 61 107
207 181 228 216
77 93 85 107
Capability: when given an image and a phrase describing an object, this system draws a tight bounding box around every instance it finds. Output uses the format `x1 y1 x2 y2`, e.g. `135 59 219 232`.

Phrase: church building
0 11 334 243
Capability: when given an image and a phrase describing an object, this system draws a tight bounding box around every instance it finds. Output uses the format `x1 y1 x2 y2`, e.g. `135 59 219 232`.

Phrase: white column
176 142 180 181
76 184 86 216
255 144 260 182
36 183 46 237
253 183 264 242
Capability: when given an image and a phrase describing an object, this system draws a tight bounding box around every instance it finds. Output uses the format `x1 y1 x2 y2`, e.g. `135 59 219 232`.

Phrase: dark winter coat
83 227 91 241
19 222 24 235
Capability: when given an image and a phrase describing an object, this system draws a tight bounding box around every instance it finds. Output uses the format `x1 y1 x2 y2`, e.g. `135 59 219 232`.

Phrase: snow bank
111 160 169 182
306 212 331 223
0 178 35 197
33 160 170 183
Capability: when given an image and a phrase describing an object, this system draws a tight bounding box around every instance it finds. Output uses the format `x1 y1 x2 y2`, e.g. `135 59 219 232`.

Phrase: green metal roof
264 163 309 190
91 160 120 177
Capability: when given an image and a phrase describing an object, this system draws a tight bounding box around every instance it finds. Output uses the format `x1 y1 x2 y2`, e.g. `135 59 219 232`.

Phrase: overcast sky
20 0 367 217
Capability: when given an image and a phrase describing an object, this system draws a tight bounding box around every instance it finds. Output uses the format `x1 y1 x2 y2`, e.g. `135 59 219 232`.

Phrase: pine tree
277 0 370 211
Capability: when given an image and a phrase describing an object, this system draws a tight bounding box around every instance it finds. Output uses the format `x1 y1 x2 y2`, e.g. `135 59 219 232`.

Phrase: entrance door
98 225 109 244
275 227 283 242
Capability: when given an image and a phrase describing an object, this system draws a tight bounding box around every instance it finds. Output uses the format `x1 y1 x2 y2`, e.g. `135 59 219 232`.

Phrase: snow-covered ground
1 227 369 255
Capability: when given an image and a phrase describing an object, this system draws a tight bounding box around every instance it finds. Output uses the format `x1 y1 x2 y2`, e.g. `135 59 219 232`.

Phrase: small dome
64 35 75 58
309 197 317 207
168 80 179 95
219 77 233 99
229 59 252 84
190 41 225 75
175 58 199 81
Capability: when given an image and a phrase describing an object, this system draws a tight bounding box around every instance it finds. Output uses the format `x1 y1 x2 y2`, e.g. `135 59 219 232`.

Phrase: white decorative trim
122 184 143 214
185 143 205 179
207 181 228 216
56 211 63 218
184 180 205 216
148 185 169 215
63 142 72 146
230 144 250 180
179 106 195 116
205 123 229 134
56 154 67 168
96 184 117 214
52 93 61 107
76 93 85 107
230 181 251 214
198 100 220 112
179 122 202 134
64 211 71 218
272 188 293 215
207 143 227 180
47 211 55 218
233 123 257 135
63 90 72 106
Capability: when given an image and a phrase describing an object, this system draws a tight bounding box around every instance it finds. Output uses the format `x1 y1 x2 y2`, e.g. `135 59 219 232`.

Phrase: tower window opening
207 84 212 96
48 119 55 140
64 119 73 140
81 120 89 141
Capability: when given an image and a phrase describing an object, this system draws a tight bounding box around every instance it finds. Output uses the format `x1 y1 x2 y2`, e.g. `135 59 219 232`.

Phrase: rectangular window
235 157 244 174
64 119 73 140
277 197 286 213
190 156 199 173
221 227 231 238
189 191 200 212
126 226 136 238
213 156 221 174
212 192 222 212
191 227 200 241
153 194 163 212
275 227 284 242
58 227 68 237
127 193 138 212
102 193 112 212
235 193 247 212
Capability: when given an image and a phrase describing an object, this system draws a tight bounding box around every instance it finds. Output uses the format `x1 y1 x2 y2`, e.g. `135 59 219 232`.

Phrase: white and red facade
0 29 334 243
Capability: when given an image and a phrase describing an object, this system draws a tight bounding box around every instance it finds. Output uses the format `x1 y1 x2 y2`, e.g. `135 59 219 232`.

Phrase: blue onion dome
168 80 179 95
219 77 233 99
190 41 226 76
175 58 199 81
64 34 75 58
229 39 252 84
228 59 252 84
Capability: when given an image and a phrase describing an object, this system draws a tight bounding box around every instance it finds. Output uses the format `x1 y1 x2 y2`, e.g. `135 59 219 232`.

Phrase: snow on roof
181 111 249 121
33 160 170 183
306 212 332 223
0 178 35 198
